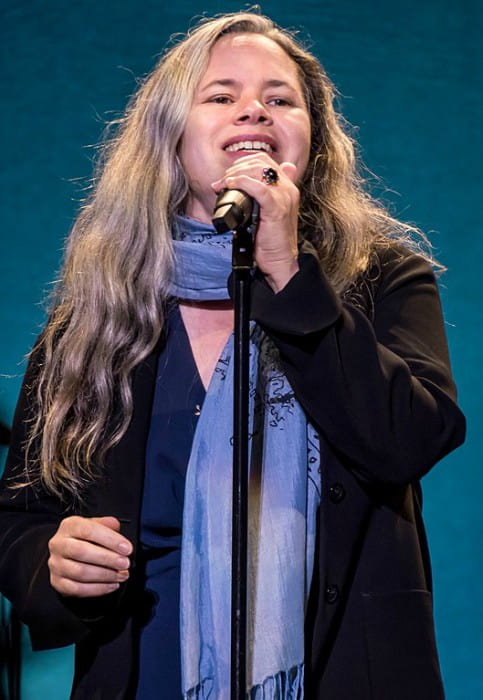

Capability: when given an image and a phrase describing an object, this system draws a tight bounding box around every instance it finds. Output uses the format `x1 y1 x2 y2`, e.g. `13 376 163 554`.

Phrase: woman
0 11 465 700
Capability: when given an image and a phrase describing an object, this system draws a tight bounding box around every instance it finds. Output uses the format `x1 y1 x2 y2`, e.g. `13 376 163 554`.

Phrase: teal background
1 0 481 697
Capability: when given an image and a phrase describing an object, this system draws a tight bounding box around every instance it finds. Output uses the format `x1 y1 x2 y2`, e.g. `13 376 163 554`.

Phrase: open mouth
224 140 274 154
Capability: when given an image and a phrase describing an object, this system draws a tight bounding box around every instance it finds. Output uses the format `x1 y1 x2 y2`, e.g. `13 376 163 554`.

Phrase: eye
267 97 292 107
208 95 233 104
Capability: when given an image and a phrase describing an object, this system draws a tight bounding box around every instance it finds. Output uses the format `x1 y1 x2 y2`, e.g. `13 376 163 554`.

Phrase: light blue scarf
171 216 321 698
171 216 234 301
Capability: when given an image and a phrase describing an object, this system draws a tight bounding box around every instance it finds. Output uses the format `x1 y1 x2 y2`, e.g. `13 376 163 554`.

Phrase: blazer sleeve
0 348 106 650
250 244 466 486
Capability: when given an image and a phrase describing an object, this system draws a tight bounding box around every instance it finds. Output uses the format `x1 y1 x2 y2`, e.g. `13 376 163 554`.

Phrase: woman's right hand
48 515 133 598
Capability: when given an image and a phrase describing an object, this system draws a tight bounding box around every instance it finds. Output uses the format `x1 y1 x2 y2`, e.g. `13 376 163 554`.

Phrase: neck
180 298 234 311
183 199 216 226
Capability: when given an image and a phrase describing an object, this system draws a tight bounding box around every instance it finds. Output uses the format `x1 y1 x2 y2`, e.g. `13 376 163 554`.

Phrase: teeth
225 140 273 153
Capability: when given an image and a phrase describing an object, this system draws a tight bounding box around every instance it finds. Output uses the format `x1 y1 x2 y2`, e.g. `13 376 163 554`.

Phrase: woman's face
180 33 312 223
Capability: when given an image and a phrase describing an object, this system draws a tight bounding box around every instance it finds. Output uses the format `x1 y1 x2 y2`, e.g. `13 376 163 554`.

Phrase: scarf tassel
184 664 305 699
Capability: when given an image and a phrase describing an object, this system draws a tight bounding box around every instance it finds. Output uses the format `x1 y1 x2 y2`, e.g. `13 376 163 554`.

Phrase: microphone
212 189 259 234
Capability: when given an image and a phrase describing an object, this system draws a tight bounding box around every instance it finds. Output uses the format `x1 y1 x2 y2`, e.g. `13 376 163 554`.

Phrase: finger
92 516 122 531
214 155 297 185
52 577 122 598
211 155 278 190
91 516 132 554
60 516 132 555
279 161 298 183
220 151 274 173
212 164 297 199
49 556 129 585
213 174 297 219
50 537 131 572
223 158 298 183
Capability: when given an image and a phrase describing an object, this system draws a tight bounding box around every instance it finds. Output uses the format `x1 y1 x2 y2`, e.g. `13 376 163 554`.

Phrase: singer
0 11 465 700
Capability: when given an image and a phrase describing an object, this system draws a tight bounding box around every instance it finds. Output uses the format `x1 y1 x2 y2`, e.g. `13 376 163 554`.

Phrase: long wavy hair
25 11 431 497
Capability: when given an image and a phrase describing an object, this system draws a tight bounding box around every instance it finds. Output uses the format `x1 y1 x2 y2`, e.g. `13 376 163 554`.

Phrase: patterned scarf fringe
184 664 305 699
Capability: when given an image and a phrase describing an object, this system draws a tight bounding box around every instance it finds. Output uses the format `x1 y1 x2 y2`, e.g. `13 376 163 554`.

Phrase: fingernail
118 542 131 554
117 570 129 581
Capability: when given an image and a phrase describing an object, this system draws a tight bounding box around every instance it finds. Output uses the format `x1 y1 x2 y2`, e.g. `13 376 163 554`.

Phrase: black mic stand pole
231 219 254 700
213 192 259 700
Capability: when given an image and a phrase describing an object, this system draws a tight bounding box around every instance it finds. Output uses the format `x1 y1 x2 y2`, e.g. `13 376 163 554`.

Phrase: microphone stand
213 192 259 700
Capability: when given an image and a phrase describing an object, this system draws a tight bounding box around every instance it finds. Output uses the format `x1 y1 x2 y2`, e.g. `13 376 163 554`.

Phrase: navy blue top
134 305 205 699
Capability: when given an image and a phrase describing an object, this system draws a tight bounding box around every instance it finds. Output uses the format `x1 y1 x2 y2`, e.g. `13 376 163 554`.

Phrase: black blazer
0 245 465 699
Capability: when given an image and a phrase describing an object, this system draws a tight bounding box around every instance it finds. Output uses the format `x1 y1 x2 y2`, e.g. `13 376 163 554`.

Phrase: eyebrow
199 78 298 93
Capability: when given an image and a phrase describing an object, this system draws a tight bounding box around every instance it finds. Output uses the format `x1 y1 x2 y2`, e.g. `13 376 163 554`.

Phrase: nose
234 97 273 125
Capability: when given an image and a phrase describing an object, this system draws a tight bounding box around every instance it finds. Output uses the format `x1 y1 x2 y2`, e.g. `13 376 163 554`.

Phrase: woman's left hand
212 154 300 292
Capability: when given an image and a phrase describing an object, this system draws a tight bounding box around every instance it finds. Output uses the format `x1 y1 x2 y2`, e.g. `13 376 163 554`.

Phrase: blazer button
325 584 339 604
329 483 346 503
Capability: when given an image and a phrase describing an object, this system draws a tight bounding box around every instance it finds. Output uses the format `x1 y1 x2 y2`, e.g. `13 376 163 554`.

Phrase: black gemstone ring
261 167 279 185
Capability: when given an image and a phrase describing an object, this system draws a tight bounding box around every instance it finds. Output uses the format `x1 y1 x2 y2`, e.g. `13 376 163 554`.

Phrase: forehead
203 33 302 86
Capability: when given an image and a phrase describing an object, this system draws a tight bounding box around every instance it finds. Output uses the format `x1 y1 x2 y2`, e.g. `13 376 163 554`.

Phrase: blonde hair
24 11 431 497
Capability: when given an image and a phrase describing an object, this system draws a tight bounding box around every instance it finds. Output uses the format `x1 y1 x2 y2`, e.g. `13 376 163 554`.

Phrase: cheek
294 129 311 174
178 132 189 170
179 114 200 164
179 133 199 182
179 114 216 173
286 115 311 159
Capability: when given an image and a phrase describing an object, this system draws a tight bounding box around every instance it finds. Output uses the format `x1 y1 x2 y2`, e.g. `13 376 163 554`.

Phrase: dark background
1 1 481 697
